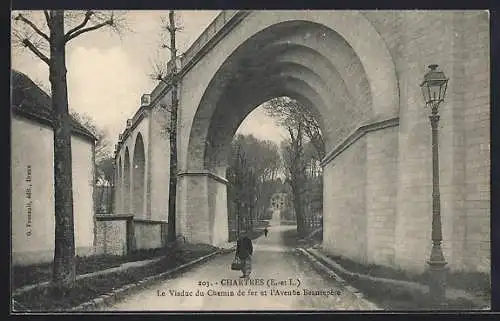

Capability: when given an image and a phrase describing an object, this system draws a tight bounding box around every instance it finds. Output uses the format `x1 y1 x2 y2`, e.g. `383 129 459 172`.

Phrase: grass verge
12 247 167 290
289 224 489 310
322 252 490 302
12 243 218 312
303 248 489 310
344 274 481 310
291 225 489 305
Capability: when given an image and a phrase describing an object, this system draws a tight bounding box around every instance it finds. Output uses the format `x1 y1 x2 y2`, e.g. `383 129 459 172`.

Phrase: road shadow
280 226 301 247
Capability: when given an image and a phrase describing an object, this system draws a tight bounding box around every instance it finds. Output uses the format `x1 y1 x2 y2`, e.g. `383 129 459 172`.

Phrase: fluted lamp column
420 64 449 304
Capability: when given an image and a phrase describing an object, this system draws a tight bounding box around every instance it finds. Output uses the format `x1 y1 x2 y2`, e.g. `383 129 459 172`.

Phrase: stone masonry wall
134 222 165 250
178 174 210 244
208 177 228 246
94 220 127 256
168 11 489 273
150 105 170 223
323 136 368 263
364 11 490 272
365 125 399 266
460 12 490 272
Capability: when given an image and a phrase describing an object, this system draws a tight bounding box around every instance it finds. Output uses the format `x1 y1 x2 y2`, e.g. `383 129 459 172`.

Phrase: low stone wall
94 214 132 256
133 219 168 251
94 214 167 256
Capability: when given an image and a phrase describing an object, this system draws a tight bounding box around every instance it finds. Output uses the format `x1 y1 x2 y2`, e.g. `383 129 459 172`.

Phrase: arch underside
133 133 146 216
123 148 131 213
187 19 396 173
117 157 122 212
177 14 402 266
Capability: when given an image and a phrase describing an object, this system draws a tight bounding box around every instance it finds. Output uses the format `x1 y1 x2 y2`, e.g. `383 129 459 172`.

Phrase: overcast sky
11 10 287 150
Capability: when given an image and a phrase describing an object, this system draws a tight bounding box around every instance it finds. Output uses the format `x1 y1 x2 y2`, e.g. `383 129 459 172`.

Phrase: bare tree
71 111 113 164
227 134 282 235
71 112 115 213
264 97 325 236
151 11 182 245
264 97 325 159
282 123 308 236
12 10 127 294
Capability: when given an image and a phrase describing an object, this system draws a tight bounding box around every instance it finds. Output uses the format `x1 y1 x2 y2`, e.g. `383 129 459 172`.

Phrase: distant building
270 193 286 211
11 70 96 266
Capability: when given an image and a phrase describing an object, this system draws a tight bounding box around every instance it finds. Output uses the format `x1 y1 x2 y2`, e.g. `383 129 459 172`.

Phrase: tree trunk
167 10 178 244
288 124 306 237
49 10 76 294
291 181 305 236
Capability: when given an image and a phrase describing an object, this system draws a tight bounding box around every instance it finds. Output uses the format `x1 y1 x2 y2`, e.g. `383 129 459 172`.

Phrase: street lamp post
420 64 449 304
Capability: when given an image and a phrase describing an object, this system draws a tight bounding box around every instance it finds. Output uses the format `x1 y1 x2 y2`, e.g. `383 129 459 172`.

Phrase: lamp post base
427 259 448 307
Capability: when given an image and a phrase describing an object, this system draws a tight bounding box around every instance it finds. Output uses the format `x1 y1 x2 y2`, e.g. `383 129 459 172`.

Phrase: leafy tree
12 10 126 293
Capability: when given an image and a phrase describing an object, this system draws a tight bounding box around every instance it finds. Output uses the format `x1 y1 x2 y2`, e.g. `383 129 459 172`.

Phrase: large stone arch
186 16 398 171
123 148 131 213
132 133 146 217
179 12 399 256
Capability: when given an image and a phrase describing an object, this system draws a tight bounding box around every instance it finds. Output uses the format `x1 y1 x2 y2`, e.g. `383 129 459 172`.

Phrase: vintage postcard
10 10 490 312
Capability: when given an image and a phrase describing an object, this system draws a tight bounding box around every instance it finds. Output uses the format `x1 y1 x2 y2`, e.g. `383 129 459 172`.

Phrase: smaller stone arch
132 133 146 217
123 148 131 213
117 156 122 212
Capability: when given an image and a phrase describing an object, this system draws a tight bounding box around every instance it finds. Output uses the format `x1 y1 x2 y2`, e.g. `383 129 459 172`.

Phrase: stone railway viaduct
112 10 490 274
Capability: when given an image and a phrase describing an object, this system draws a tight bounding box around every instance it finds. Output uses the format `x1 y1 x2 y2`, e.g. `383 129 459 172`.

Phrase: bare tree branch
64 10 93 40
165 25 182 33
71 111 113 162
43 10 51 27
97 11 130 41
153 12 183 83
65 19 112 42
63 11 130 44
12 16 49 56
149 54 175 85
15 13 49 41
21 38 50 65
32 77 51 95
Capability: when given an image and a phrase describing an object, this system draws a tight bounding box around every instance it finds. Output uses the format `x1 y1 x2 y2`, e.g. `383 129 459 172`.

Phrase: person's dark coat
236 236 253 259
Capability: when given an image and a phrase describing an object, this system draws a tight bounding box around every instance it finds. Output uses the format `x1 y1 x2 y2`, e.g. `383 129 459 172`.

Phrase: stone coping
320 117 399 167
177 170 229 185
95 214 134 221
95 215 168 225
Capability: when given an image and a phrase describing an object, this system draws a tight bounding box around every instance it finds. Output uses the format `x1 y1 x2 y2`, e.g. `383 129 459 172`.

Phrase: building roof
11 70 96 142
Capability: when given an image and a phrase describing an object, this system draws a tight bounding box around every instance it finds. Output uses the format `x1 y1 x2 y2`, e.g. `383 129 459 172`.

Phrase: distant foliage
264 97 325 236
226 134 281 233
71 111 114 213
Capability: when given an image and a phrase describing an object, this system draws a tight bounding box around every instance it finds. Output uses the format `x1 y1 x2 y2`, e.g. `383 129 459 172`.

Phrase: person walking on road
236 231 253 278
264 227 268 237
